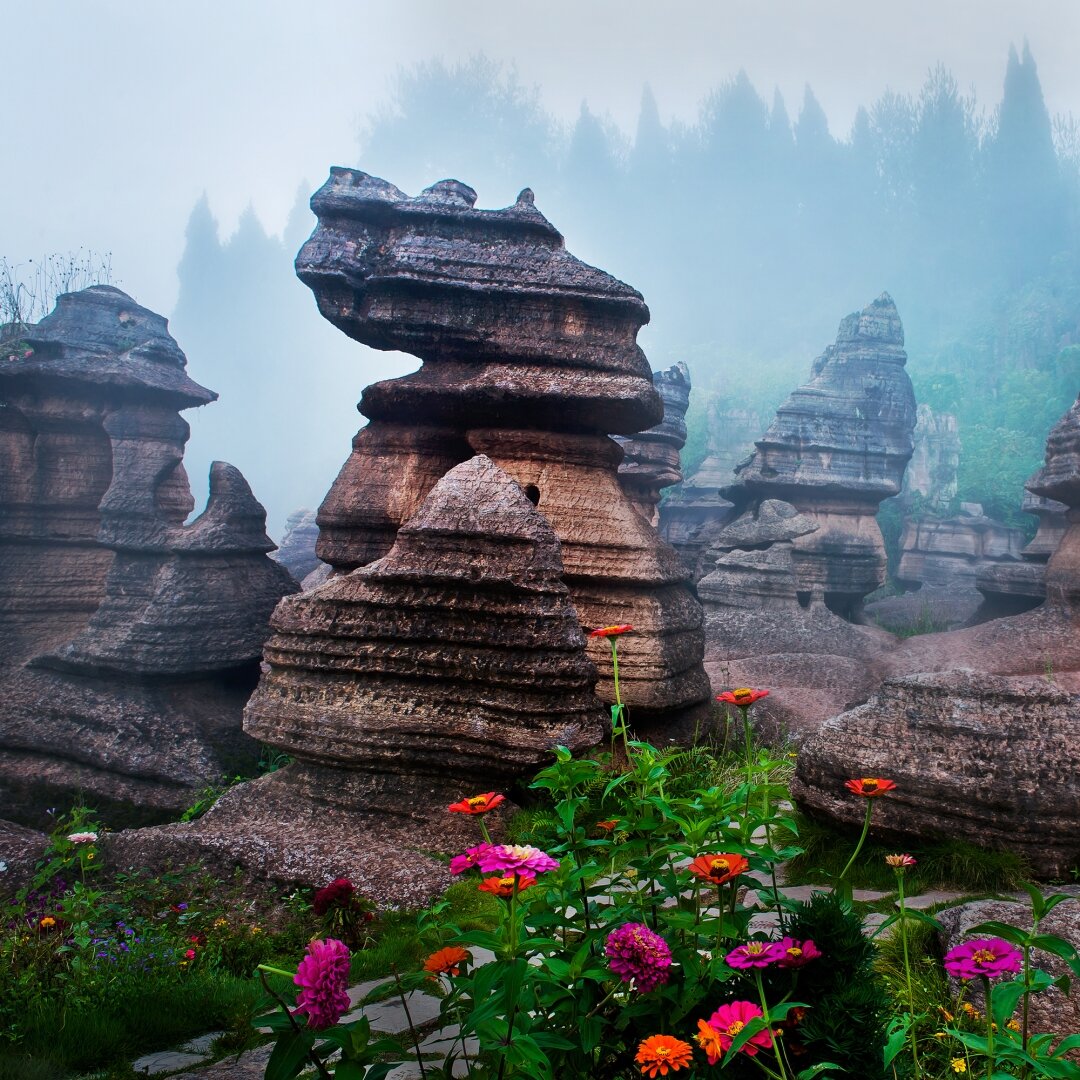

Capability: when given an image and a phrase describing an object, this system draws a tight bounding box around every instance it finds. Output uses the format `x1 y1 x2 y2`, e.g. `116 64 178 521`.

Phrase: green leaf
796 1065 845 1079
990 978 1026 1027
265 1029 314 1080
967 920 1031 947
1030 934 1080 979
883 1014 911 1070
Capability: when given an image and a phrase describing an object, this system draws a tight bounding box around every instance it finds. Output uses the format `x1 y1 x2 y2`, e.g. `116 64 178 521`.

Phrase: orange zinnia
589 624 634 638
476 874 535 897
845 777 896 797
716 688 769 707
423 946 469 976
635 1033 693 1077
447 792 506 814
688 853 750 886
595 820 619 833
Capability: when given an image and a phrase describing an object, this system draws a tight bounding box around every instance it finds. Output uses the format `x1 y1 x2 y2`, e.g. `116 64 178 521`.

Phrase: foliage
0 251 115 336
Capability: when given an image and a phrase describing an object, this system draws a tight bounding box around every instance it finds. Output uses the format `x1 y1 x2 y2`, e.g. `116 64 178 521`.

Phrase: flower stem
753 969 790 1080
837 799 875 883
392 964 427 1080
257 970 333 1080
896 871 921 1075
983 975 994 1080
257 964 297 980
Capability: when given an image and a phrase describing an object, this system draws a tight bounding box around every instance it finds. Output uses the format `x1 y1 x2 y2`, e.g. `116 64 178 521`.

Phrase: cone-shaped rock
107 457 608 907
245 454 606 797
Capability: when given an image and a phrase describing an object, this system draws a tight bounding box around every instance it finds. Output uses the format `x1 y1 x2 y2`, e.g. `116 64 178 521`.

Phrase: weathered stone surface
0 819 48 893
271 508 322 583
792 672 1080 877
292 169 709 731
659 400 762 580
0 287 296 823
938 900 1080 1040
616 362 691 525
699 296 915 737
297 171 661 434
247 456 605 793
885 394 1080 693
901 404 959 514
113 456 606 904
727 293 917 608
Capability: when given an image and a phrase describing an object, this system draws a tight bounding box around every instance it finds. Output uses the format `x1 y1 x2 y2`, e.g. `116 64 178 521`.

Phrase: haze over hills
170 46 1080 537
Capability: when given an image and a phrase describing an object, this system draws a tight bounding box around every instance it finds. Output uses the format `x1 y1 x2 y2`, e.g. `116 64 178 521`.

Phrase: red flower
688 853 750 886
845 777 897 797
424 946 470 976
184 948 197 960
595 819 619 833
716 688 770 707
589 624 634 638
477 874 536 897
312 877 357 916
447 792 506 815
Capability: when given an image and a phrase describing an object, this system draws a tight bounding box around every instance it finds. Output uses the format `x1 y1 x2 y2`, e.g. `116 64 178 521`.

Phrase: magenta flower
476 844 560 875
605 923 673 993
293 938 351 1029
698 1000 773 1061
776 937 822 968
726 940 785 969
944 938 1022 981
450 843 493 875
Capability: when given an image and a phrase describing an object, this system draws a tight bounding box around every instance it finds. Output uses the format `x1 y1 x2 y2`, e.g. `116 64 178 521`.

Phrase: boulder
792 672 1080 877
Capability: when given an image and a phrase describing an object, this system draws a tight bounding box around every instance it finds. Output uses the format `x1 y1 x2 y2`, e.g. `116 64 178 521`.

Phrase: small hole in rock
523 484 541 506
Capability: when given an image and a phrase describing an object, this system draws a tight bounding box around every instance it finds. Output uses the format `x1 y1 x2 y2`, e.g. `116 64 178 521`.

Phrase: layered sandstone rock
698 296 916 737
616 362 691 525
791 672 1080 877
727 293 917 612
110 456 606 906
659 400 761 580
0 286 296 823
794 396 1080 865
291 169 710 730
975 484 1068 616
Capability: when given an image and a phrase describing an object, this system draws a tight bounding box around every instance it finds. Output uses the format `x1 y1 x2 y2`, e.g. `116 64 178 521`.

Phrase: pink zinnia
698 1000 773 1061
476 844 560 876
605 923 672 993
450 843 493 875
293 938 351 1030
726 941 784 969
944 938 1022 981
775 937 822 968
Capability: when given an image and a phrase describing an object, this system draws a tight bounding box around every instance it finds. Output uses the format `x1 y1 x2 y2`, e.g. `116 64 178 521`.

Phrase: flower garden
3 633 1080 1080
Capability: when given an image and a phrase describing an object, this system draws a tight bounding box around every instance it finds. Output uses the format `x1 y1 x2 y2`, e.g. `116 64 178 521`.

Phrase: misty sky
8 1 1080 537
10 1 1080 313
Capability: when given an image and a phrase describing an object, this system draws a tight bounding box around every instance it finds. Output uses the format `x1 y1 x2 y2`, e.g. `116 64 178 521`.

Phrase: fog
7 1 1080 536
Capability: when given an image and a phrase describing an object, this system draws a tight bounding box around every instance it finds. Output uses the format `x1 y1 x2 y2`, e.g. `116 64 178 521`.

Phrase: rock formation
791 672 1080 877
296 169 710 730
901 404 960 514
272 508 323 583
698 295 916 737
0 286 296 823
659 400 762 580
110 455 606 906
793 394 1080 867
975 484 1068 618
616 362 691 525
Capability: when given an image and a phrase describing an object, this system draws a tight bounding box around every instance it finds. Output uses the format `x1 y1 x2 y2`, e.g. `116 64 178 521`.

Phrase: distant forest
173 44 1080 532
